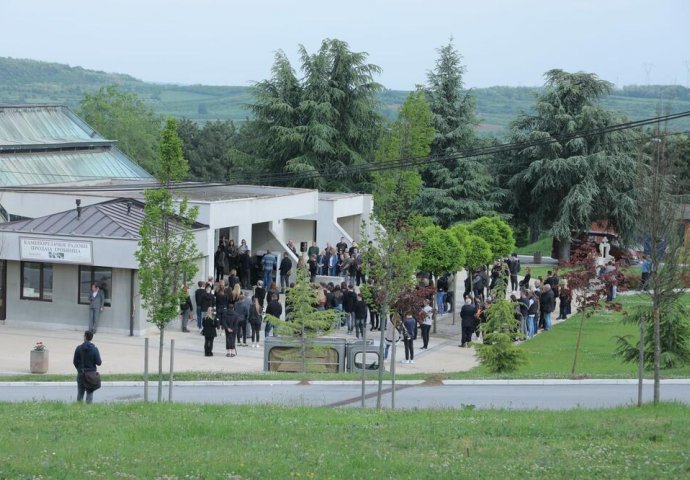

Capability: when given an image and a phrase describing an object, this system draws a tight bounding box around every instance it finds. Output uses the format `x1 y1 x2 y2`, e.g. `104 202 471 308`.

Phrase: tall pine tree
505 69 639 259
416 40 497 228
246 39 383 191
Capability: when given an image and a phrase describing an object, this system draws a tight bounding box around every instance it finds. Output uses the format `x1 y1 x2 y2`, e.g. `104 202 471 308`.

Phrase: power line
222 110 690 185
1 111 689 194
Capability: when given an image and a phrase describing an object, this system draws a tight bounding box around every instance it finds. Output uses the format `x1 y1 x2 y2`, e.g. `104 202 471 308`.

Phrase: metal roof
0 105 100 146
0 148 152 186
0 198 207 240
0 105 153 186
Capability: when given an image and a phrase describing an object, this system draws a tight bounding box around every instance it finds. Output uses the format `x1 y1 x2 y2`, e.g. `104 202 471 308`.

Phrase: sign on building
19 237 93 264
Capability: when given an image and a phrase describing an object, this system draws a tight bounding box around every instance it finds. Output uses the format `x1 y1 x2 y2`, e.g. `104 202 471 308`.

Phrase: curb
2 379 689 387
441 379 690 386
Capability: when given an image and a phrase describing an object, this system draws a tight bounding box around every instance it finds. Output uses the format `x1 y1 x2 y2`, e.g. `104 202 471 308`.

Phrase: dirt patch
421 374 447 386
298 378 312 385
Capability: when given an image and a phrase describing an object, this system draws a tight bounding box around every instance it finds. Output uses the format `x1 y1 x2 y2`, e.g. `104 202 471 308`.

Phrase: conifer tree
416 40 497 227
265 266 337 373
246 39 383 191
504 69 639 259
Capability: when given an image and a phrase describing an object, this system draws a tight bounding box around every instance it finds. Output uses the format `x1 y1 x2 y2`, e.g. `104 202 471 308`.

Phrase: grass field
455 294 690 379
0 402 688 478
516 235 554 256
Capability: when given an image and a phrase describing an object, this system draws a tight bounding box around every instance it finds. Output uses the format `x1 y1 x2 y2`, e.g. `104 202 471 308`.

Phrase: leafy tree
504 70 639 260
467 216 515 260
265 266 337 373
633 133 690 405
563 245 619 376
136 118 201 402
78 85 161 173
373 89 434 229
419 226 464 276
177 119 250 181
361 218 421 409
476 299 527 373
451 223 493 269
418 225 464 332
246 39 383 191
415 40 497 227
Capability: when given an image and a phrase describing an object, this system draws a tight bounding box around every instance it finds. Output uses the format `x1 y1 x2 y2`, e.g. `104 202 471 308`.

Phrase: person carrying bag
73 330 102 403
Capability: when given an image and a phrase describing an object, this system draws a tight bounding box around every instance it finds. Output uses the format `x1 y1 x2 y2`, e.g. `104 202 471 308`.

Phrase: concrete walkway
0 264 559 377
0 311 477 376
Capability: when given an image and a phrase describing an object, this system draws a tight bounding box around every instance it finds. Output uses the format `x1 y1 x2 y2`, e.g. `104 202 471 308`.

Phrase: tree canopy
418 225 464 275
78 85 161 173
373 89 434 228
502 69 639 258
415 40 497 227
467 216 515 260
451 224 492 268
245 39 383 191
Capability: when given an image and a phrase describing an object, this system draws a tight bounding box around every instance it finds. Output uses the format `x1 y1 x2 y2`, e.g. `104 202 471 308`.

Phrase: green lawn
516 235 553 256
0 402 688 478
454 294 690 380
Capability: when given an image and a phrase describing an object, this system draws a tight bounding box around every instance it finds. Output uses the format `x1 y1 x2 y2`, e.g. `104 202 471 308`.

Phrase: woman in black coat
248 296 263 348
222 304 239 357
201 307 218 356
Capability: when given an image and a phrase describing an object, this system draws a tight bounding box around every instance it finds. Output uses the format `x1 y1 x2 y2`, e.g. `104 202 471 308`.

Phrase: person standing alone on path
460 297 477 347
402 313 416 364
73 330 102 404
420 299 433 349
88 283 104 333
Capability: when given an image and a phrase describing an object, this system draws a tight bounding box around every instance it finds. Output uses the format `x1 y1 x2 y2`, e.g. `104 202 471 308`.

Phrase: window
79 266 112 307
21 262 53 301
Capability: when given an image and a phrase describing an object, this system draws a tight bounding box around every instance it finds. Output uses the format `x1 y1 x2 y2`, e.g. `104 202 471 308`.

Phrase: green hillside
2 56 690 134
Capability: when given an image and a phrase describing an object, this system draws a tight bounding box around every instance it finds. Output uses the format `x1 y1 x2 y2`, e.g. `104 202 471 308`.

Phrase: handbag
80 347 101 391
83 370 101 391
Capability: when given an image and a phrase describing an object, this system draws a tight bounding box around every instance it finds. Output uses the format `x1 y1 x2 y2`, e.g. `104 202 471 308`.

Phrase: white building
0 105 374 334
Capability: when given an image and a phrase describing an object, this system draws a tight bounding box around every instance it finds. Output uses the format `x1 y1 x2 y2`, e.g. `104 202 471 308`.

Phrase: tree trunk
376 307 387 410
390 334 397 410
637 316 645 407
558 238 571 263
361 321 367 407
571 310 586 376
432 274 438 334
653 305 661 405
529 220 540 244
157 327 164 402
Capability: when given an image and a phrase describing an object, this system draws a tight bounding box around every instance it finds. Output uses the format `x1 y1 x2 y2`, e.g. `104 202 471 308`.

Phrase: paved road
2 381 688 409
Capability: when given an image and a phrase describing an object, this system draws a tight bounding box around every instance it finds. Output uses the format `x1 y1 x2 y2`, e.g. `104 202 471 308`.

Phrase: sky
1 0 689 90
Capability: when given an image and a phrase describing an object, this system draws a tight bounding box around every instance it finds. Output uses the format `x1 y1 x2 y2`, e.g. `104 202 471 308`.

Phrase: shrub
476 332 528 373
476 299 527 373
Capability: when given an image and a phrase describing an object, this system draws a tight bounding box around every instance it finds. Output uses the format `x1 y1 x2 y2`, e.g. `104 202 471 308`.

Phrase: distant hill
2 56 690 135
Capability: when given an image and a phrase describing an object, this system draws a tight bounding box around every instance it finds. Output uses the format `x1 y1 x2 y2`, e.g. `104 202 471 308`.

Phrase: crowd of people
458 256 574 346
194 237 589 360
185 235 383 357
